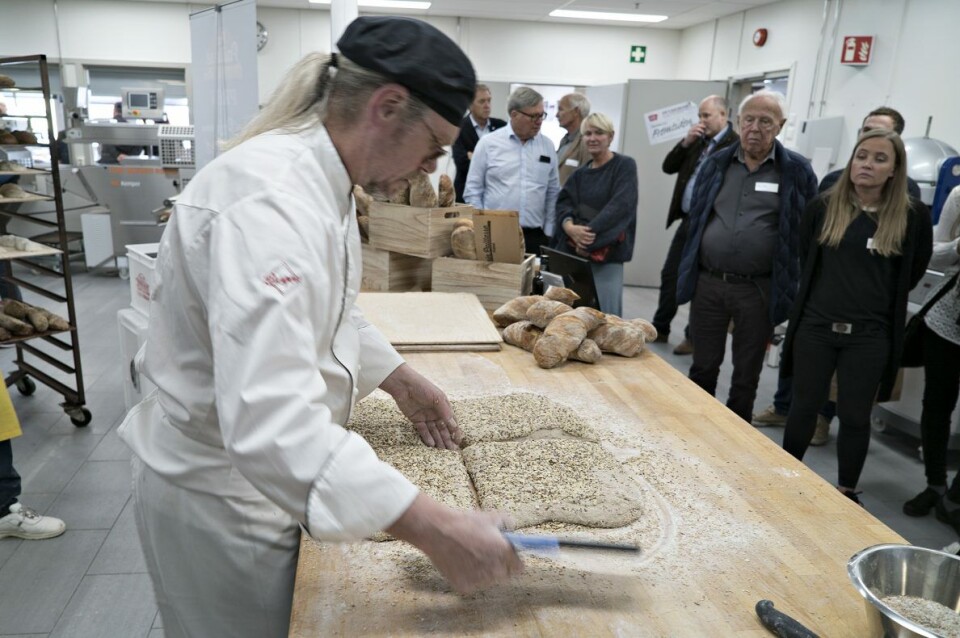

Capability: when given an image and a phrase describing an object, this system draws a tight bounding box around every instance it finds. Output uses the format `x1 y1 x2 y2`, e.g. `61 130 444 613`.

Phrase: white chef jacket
118 124 419 540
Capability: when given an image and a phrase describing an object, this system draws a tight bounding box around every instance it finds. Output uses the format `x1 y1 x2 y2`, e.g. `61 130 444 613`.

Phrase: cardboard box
472 209 525 264
361 244 432 292
431 254 535 312
368 202 473 259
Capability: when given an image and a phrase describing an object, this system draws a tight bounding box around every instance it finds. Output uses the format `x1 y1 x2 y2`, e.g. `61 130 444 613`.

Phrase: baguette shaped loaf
533 307 606 369
630 317 658 342
0 313 33 336
438 174 455 207
589 321 644 357
570 338 602 363
543 286 580 306
387 179 410 205
408 172 438 208
502 320 542 352
353 185 373 216
525 299 574 329
493 295 544 328
451 225 477 259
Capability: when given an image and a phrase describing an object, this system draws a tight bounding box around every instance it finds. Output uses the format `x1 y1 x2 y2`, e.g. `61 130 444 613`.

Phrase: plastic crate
126 242 159 316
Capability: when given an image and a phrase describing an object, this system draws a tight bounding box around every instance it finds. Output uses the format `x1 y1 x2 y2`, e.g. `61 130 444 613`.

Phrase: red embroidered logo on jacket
263 261 302 294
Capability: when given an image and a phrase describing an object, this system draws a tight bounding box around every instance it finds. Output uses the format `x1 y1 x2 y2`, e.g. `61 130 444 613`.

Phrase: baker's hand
387 494 523 594
379 363 461 449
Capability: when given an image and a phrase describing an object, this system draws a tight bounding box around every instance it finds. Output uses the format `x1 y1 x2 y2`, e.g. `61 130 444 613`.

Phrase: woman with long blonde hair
780 129 932 504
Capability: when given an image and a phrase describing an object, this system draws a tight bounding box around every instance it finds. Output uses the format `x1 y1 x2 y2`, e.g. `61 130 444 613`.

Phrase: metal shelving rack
1 54 90 427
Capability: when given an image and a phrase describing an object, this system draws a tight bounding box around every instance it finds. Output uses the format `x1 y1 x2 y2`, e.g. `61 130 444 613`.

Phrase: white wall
0 0 195 66
679 0 960 162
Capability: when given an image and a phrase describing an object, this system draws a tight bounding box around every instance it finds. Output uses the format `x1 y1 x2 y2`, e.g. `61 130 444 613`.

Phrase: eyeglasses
740 114 778 131
515 110 547 123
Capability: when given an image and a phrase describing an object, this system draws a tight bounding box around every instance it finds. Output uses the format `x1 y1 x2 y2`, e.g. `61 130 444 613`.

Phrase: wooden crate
368 202 473 259
431 254 535 312
361 244 432 292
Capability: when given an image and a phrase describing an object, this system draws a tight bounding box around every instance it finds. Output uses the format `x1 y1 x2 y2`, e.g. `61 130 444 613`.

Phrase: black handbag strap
915 271 960 321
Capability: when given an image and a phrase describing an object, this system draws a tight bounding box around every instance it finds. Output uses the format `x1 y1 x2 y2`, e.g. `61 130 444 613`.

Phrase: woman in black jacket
552 112 638 316
781 129 932 504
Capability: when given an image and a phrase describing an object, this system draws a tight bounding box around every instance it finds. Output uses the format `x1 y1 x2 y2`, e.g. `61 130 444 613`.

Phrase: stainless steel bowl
848 544 960 638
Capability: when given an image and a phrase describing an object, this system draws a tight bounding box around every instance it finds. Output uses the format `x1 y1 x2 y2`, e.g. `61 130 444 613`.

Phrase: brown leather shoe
673 339 694 355
809 415 830 446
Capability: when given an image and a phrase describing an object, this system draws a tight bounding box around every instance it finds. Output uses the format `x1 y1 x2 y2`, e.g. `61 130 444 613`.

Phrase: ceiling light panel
549 9 667 23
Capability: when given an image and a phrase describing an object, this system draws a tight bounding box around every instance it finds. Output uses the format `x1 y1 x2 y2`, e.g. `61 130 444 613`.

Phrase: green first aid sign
630 45 647 63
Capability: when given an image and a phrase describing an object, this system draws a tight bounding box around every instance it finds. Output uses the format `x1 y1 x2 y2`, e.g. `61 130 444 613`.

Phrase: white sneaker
0 502 66 540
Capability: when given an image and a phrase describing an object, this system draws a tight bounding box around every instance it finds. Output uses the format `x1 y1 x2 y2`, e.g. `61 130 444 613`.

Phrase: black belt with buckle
701 269 769 285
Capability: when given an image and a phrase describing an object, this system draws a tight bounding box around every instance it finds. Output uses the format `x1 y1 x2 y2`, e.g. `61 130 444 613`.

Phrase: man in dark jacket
452 84 506 203
676 91 818 424
653 95 738 355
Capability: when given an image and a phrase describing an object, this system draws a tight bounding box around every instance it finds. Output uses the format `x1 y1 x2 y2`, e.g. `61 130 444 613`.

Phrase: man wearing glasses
464 86 560 255
675 91 818 425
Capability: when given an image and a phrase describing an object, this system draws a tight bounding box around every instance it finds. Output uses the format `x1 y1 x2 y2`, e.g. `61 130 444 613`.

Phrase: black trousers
689 273 773 423
783 321 891 489
917 326 960 489
652 218 691 339
0 438 19 516
523 227 549 258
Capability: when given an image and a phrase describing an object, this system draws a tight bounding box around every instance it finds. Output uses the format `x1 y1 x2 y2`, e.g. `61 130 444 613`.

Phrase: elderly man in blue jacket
676 90 818 424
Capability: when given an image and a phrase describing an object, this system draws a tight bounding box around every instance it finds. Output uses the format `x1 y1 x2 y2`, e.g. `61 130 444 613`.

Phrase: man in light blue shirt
464 86 561 256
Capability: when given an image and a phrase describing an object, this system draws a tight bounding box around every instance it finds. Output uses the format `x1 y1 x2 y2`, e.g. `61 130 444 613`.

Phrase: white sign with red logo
840 35 874 65
643 101 699 146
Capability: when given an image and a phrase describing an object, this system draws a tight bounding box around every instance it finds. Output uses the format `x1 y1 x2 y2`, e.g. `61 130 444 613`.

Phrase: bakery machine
67 122 194 266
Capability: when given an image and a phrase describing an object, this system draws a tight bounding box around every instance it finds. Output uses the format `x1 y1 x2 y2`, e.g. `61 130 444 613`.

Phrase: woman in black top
552 112 638 316
781 129 932 504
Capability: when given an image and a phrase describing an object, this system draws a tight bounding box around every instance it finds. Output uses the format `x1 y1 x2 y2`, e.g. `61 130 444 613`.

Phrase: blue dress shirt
463 124 561 236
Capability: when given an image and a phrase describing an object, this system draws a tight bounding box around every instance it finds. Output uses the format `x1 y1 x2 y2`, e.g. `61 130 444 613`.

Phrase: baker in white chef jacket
118 16 523 638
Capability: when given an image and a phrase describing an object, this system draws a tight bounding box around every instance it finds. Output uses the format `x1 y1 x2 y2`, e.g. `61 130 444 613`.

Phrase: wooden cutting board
355 292 502 350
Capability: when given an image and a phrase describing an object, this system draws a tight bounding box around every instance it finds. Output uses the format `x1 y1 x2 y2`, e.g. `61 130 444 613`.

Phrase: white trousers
131 456 301 638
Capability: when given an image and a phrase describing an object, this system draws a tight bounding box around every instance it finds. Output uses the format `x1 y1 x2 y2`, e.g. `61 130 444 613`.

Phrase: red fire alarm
753 28 768 47
840 35 874 65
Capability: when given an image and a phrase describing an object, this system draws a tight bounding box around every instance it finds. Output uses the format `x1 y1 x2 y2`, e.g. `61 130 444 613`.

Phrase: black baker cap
337 16 476 126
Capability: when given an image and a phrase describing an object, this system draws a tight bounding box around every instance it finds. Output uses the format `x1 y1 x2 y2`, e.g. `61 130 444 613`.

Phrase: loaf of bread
41 309 70 331
493 295 544 328
387 179 410 205
0 326 10 341
0 132 17 145
0 313 33 336
0 183 27 199
502 320 542 352
570 338 602 363
12 131 37 145
2 300 48 332
544 286 580 306
533 307 606 369
630 318 658 342
0 160 26 172
357 215 370 241
526 299 574 328
0 75 14 89
589 321 644 357
451 221 476 260
408 172 438 208
438 174 455 207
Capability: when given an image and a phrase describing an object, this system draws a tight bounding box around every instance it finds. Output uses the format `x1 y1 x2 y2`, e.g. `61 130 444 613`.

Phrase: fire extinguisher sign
840 35 874 65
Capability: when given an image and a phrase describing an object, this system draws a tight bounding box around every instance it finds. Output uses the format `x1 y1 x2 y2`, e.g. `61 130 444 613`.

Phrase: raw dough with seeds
370 445 477 541
346 397 422 447
462 438 642 528
452 392 596 446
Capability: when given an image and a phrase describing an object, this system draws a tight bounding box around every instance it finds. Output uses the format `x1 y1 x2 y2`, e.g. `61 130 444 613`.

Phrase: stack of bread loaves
493 287 657 369
353 174 455 243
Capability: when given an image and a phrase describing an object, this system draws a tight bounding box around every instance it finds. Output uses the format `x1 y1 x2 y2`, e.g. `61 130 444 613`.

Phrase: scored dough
452 392 597 446
347 397 422 447
462 439 642 529
370 445 478 542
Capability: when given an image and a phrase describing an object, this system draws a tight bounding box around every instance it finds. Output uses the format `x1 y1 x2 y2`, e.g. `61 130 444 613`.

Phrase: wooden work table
290 346 904 637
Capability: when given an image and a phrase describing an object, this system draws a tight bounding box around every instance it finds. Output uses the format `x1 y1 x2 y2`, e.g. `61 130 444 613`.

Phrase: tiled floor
0 274 956 637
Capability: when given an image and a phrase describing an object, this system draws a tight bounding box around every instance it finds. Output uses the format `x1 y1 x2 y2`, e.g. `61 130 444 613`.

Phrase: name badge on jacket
539 155 551 164
755 182 779 193
564 158 579 168
866 237 875 250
